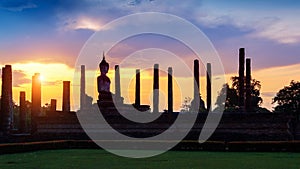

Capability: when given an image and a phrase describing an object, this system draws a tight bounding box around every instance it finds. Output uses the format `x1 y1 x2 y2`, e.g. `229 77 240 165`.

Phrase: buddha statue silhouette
97 53 111 93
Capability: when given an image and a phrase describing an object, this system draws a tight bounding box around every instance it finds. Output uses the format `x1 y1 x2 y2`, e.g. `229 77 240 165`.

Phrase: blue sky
0 0 299 72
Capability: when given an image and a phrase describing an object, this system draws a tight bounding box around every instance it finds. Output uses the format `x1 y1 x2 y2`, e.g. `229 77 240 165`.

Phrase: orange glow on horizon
0 62 299 112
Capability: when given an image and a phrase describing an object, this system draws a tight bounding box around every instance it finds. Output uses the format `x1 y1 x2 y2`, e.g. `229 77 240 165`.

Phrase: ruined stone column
153 64 159 113
80 65 86 110
1 65 13 135
62 81 70 112
31 73 41 133
206 63 212 112
50 99 57 112
194 59 200 101
135 69 140 106
19 91 26 133
168 67 173 113
245 58 252 112
238 48 245 108
115 65 121 98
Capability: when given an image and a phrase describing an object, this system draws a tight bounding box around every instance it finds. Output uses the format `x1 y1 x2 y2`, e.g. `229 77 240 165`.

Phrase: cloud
127 0 154 6
0 0 37 11
12 70 31 87
261 92 276 97
193 4 300 44
43 80 62 86
56 0 203 32
249 17 300 44
62 16 104 31
54 0 300 44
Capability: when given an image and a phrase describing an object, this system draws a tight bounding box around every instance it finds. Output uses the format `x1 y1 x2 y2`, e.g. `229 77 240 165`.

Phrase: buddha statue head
99 52 109 75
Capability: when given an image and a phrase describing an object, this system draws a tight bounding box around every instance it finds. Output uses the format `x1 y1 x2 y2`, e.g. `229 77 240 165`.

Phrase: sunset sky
0 0 299 111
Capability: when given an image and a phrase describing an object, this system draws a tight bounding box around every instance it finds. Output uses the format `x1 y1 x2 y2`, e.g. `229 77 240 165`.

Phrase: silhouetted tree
273 80 300 113
215 84 239 112
180 97 191 113
215 76 263 112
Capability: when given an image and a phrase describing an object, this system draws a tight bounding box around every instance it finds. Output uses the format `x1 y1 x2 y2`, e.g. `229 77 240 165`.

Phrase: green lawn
0 149 300 169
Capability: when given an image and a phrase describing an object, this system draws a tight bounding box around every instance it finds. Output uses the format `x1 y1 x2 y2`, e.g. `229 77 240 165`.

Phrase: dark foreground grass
0 149 300 169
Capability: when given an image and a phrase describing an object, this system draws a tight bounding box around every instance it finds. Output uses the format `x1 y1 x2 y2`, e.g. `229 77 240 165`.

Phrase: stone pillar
190 59 201 113
245 58 252 112
31 73 41 133
194 59 200 100
153 64 159 113
62 81 70 112
238 48 245 108
50 99 57 112
19 91 26 133
206 63 212 112
1 65 13 135
135 69 140 106
115 65 121 98
80 65 86 110
168 67 173 113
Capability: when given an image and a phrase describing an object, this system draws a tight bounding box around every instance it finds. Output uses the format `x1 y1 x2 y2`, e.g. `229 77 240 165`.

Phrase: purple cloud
0 0 37 11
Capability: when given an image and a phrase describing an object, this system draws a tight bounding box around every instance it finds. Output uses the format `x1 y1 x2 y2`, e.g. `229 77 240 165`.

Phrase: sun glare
39 75 45 82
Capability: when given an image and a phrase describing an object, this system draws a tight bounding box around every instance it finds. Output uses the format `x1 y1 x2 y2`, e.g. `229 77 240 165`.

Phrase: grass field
0 149 300 169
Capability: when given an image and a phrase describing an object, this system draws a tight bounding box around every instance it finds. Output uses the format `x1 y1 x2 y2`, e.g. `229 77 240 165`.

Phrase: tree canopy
273 80 300 113
215 76 263 112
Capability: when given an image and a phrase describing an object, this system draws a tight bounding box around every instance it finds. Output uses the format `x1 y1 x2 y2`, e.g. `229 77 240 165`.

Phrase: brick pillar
80 65 86 110
115 65 121 98
168 67 173 113
245 58 252 112
62 81 70 112
135 69 140 106
19 91 26 133
50 99 57 112
31 73 41 133
238 48 245 109
206 63 212 112
153 64 159 113
1 65 13 135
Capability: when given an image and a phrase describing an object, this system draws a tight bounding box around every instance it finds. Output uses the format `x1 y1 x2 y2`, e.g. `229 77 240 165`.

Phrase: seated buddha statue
97 54 111 100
